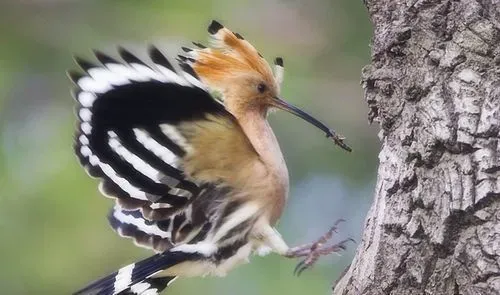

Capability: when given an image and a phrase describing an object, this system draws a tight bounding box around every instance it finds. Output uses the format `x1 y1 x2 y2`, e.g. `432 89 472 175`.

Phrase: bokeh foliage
0 1 375 294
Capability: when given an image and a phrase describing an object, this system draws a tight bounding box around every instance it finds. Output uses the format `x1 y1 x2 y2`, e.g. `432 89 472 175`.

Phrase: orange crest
179 21 283 96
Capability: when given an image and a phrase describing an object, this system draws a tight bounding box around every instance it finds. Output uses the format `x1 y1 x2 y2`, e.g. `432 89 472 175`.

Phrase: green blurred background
0 1 377 294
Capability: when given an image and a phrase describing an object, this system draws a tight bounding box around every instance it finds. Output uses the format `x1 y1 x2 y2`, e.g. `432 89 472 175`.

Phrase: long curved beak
272 97 352 152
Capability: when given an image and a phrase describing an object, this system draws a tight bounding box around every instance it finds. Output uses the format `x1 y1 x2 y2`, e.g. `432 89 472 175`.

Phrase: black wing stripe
80 142 158 201
76 134 145 206
147 126 185 157
99 178 147 206
121 208 156 225
141 206 180 221
74 56 97 72
79 135 188 208
171 212 187 242
178 62 200 80
133 128 183 167
148 46 204 90
87 134 170 201
114 129 184 183
108 131 170 185
67 70 85 84
118 47 146 65
108 206 204 253
109 207 171 239
105 141 191 207
118 47 170 84
93 49 120 65
114 129 197 203
99 156 172 202
148 46 175 72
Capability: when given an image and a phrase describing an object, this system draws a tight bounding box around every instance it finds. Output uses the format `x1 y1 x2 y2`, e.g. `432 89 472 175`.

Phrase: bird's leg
284 219 354 275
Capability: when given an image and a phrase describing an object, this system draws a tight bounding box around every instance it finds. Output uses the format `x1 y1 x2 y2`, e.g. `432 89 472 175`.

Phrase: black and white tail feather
70 44 258 295
74 251 191 295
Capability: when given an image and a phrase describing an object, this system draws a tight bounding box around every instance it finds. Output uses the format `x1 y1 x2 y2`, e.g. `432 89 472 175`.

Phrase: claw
293 260 306 276
288 220 354 276
296 264 307 276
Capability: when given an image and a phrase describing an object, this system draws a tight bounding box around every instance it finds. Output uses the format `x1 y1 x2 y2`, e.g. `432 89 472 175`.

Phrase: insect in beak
272 97 352 152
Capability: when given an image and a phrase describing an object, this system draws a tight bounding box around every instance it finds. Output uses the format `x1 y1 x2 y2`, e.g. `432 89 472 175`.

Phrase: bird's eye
257 83 267 93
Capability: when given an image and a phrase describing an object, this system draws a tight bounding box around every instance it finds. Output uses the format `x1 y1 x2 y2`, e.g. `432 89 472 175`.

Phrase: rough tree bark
333 1 500 294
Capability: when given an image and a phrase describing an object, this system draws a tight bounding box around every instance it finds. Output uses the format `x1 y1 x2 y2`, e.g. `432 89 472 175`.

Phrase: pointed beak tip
328 136 352 152
326 132 352 152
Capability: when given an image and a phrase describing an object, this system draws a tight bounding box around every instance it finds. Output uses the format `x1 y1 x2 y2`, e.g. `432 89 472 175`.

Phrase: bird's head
181 20 283 117
181 20 351 152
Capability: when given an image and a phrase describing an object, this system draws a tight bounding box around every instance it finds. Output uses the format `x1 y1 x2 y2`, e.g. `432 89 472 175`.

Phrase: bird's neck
233 108 290 224
237 110 289 191
238 111 278 163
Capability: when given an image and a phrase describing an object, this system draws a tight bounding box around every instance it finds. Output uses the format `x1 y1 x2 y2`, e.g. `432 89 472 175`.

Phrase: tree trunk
333 1 500 294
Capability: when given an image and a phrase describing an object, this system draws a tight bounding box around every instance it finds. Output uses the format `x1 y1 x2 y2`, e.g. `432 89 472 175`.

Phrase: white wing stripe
77 76 113 93
80 145 149 200
81 122 92 134
113 208 171 239
107 131 163 183
129 282 149 294
106 63 150 82
114 264 134 294
79 135 89 145
96 160 149 201
168 187 191 198
88 67 129 86
108 131 192 198
79 108 92 122
154 65 189 86
212 203 260 242
133 128 178 168
78 91 96 107
182 72 206 90
131 63 167 82
160 124 191 152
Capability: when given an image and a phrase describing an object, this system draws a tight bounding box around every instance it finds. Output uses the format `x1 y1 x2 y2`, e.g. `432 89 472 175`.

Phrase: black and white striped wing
70 46 226 221
107 185 224 253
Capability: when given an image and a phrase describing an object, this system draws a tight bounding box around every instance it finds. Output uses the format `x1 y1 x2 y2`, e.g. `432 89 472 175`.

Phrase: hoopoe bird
69 20 352 295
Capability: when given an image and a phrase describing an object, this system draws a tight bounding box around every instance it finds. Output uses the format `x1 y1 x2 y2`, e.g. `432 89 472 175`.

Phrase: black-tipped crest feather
192 42 207 49
208 20 223 34
275 57 284 67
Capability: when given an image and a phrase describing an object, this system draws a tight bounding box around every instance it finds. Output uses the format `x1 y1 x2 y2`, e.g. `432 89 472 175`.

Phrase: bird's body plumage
70 20 350 295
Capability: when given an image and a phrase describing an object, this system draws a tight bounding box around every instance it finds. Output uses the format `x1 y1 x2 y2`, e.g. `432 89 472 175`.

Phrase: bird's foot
284 219 354 276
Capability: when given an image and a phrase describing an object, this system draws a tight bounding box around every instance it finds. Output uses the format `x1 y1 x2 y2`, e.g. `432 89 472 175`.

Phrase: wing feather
70 46 258 254
71 47 227 218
